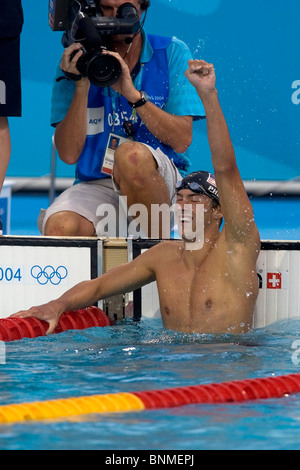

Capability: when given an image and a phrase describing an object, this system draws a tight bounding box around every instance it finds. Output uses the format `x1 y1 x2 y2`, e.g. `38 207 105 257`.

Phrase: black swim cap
176 171 220 205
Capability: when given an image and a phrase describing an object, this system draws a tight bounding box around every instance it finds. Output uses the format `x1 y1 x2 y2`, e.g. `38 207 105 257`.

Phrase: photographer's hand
60 43 90 88
101 50 140 102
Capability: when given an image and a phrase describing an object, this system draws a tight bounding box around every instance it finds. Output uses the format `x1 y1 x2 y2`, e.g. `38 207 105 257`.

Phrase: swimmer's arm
10 250 157 334
204 92 260 250
186 60 260 251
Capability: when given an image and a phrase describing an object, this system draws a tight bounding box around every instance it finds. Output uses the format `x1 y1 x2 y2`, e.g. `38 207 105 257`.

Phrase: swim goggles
176 180 220 204
176 181 212 197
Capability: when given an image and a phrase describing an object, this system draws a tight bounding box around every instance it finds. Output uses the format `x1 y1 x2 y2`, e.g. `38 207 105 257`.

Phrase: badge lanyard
111 63 145 139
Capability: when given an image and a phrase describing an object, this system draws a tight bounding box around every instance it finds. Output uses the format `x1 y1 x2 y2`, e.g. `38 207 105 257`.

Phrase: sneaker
0 217 2 236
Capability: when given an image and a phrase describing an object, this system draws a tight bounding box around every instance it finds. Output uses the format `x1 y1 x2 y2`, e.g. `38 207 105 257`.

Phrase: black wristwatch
128 91 149 109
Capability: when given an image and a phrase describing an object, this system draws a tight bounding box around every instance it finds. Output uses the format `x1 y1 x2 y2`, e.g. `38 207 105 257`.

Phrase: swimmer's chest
155 254 230 310
156 258 245 334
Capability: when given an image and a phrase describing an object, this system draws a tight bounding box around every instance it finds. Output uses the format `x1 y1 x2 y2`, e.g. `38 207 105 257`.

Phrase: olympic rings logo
31 265 68 286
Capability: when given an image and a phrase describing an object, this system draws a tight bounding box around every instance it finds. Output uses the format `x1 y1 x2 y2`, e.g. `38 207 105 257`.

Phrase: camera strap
111 97 137 139
56 72 82 83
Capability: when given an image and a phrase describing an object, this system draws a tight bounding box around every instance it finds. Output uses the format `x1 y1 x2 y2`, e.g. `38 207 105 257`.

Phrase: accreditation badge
101 133 132 175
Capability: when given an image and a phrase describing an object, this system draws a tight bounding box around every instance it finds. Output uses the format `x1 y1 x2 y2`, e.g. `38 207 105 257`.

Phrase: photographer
39 0 204 238
0 0 23 234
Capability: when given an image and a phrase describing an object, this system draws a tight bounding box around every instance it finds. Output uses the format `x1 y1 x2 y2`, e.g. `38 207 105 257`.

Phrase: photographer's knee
45 211 94 237
114 142 157 183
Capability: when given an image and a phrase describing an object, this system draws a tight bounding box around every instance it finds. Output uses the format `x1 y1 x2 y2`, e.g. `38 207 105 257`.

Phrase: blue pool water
1 318 300 450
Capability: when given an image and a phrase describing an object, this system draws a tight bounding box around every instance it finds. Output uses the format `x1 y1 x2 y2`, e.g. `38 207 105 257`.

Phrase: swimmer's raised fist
185 60 216 95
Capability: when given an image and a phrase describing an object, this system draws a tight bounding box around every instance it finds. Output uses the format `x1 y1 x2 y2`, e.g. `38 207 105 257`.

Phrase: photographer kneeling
39 0 204 238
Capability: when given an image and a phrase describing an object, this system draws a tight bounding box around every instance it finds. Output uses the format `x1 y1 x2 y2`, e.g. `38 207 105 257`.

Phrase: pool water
1 317 300 450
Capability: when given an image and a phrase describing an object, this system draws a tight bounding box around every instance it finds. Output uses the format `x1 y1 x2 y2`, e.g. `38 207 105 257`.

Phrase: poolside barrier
0 307 112 342
1 373 300 424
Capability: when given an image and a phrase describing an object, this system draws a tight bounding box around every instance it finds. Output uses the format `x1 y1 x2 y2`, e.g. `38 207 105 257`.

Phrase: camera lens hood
87 52 122 87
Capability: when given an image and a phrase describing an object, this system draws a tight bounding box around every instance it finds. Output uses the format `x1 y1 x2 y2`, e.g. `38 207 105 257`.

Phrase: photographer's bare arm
53 43 91 164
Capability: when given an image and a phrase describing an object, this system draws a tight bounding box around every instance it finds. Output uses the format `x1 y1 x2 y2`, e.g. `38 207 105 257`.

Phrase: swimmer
11 60 260 335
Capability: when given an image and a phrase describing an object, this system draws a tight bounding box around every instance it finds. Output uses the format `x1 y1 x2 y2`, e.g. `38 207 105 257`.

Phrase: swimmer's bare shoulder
137 240 184 279
146 240 183 261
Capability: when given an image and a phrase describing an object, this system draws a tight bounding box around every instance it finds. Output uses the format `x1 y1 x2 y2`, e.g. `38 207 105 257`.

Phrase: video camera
49 0 141 87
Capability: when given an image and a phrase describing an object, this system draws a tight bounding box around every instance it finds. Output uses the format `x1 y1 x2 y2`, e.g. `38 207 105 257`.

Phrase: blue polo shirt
51 30 205 180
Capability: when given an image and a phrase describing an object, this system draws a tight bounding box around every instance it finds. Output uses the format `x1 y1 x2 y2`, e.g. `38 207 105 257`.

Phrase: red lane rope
0 307 112 342
133 374 300 408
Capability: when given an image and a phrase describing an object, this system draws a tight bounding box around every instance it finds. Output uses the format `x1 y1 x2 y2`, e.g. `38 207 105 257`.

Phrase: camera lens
87 53 122 87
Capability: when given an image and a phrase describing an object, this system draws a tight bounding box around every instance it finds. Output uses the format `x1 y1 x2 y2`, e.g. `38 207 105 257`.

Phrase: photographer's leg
39 180 121 237
0 117 11 192
44 211 95 237
113 142 171 238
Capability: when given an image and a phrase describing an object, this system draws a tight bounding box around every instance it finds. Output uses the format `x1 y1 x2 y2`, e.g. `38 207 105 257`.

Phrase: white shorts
38 145 182 236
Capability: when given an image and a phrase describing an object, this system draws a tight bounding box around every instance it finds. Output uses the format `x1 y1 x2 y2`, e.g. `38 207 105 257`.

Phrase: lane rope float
0 307 112 342
1 373 300 424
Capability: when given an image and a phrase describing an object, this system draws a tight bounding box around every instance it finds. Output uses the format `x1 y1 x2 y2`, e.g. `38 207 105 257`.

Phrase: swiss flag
267 273 282 289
